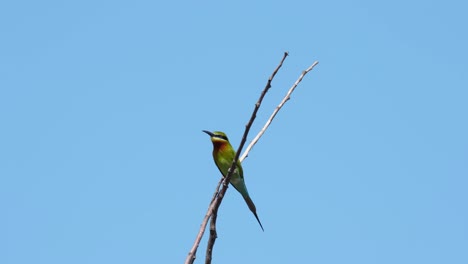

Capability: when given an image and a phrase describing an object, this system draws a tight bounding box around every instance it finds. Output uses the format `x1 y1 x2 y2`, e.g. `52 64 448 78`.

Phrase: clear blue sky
2 1 467 263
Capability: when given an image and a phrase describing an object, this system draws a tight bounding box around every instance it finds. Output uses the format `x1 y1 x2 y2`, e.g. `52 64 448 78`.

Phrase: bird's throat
213 141 229 153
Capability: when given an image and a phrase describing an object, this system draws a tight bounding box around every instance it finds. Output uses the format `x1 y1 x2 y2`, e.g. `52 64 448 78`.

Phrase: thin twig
240 61 319 162
185 178 223 264
204 52 289 264
204 187 220 264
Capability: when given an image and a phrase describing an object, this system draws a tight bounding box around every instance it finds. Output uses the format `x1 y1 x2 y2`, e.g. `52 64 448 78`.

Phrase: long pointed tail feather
243 195 264 231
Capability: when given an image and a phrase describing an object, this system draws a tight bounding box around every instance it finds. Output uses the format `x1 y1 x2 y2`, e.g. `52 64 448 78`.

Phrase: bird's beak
202 130 214 137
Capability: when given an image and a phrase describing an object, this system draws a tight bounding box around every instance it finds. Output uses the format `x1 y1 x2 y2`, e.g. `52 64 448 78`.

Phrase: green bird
203 130 264 231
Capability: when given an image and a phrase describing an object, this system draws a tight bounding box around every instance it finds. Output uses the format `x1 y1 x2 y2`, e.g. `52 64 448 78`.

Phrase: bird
202 130 264 231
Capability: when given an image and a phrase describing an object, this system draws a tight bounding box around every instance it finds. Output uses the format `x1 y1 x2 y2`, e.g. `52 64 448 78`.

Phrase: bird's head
202 130 229 143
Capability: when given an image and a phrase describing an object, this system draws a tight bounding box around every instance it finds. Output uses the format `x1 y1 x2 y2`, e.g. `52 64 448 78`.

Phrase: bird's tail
242 194 264 231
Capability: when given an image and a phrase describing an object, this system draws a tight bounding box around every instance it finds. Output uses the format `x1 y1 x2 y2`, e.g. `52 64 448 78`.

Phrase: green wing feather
212 140 264 231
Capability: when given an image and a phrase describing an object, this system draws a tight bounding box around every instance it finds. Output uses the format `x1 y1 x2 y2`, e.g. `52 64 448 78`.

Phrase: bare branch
240 60 319 162
204 52 289 263
185 53 319 264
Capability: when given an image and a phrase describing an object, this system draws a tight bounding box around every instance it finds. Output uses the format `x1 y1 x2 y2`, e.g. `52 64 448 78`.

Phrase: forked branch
240 60 319 162
185 52 319 264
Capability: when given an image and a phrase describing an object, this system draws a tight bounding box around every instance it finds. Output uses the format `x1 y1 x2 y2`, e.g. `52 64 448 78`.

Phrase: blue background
2 1 467 263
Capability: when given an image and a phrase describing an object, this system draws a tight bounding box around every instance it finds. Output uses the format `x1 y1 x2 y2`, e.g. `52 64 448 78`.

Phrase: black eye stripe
214 135 228 140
